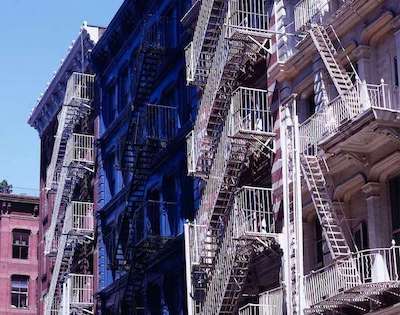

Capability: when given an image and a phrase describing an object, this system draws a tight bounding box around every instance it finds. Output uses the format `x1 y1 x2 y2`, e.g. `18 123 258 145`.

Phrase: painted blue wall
93 0 199 313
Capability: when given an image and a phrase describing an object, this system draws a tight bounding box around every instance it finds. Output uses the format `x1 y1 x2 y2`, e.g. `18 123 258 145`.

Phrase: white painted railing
299 81 400 153
64 72 95 106
199 202 240 315
185 222 207 266
294 0 342 31
134 201 177 244
259 287 284 314
234 186 275 236
145 104 178 142
194 123 245 264
185 42 195 83
189 0 225 86
65 202 94 234
191 19 230 175
227 0 270 37
186 131 197 175
65 134 95 165
45 133 94 255
239 304 279 315
305 246 400 308
240 287 283 315
68 274 94 305
229 87 273 138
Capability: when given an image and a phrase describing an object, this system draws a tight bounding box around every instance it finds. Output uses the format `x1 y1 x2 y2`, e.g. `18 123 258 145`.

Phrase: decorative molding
369 151 400 182
334 173 366 202
361 182 381 197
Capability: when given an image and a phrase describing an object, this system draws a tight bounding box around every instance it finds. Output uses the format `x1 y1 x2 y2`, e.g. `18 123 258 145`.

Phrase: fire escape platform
320 107 400 155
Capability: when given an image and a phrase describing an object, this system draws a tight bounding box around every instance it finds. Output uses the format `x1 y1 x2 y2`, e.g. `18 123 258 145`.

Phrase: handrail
304 246 400 307
299 80 399 153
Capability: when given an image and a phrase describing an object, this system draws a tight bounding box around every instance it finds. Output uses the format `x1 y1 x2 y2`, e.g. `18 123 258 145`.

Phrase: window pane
11 275 28 308
12 230 30 259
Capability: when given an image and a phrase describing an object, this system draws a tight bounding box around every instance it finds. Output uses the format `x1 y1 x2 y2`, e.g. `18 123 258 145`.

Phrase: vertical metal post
280 104 292 315
293 100 305 314
184 223 194 315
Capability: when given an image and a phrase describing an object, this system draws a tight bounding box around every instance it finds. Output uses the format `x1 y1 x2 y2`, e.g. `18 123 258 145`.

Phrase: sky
0 0 123 195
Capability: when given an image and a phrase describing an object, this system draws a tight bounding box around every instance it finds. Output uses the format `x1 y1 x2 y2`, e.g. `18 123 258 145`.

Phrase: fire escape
44 73 95 315
184 1 282 314
292 1 400 313
105 17 180 313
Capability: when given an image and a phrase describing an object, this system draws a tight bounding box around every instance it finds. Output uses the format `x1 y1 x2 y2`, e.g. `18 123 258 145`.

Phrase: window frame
12 229 30 260
11 275 29 309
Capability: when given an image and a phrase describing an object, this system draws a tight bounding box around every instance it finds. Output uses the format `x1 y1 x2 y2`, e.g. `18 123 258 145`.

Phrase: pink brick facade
0 194 39 315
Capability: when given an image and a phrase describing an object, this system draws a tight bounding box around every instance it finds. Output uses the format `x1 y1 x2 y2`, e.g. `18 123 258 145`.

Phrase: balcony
227 0 271 39
299 80 400 154
185 42 212 85
134 201 178 247
145 104 178 143
294 0 346 32
64 72 95 106
228 87 274 140
304 246 400 313
65 133 95 166
62 274 94 312
65 202 94 236
239 287 284 315
234 186 275 238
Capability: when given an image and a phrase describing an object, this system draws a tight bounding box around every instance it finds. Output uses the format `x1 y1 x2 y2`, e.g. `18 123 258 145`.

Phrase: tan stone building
184 0 400 314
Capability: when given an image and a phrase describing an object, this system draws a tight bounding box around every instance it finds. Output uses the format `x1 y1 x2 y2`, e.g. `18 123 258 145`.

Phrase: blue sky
0 0 123 195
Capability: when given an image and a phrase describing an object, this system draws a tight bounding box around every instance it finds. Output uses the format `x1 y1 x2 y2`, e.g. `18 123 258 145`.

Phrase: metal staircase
45 73 94 191
190 187 277 315
309 25 353 95
187 0 272 177
45 202 94 315
300 155 351 260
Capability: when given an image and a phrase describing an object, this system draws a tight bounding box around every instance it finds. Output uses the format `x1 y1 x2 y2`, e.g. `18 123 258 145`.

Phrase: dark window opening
390 176 400 243
12 229 29 259
11 275 29 308
394 57 399 87
315 219 324 268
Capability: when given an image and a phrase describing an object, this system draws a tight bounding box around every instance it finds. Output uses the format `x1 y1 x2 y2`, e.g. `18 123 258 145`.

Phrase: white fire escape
184 1 280 314
44 73 95 315
293 1 400 313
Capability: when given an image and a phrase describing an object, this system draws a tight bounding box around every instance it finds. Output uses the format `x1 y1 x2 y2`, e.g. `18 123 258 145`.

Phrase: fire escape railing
45 73 94 191
299 80 399 154
45 201 94 315
304 246 400 309
45 133 95 255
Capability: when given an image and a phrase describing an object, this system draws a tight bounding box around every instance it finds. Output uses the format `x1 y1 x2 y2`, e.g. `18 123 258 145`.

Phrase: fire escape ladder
45 202 95 315
309 25 353 95
300 155 351 260
120 19 164 176
110 19 168 307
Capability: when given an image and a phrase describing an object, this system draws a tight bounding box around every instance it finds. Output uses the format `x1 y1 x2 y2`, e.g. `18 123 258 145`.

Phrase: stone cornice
28 25 102 137
270 0 387 84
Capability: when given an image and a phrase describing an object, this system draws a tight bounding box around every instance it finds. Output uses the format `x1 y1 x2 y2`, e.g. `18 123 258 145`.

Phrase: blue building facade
91 0 199 313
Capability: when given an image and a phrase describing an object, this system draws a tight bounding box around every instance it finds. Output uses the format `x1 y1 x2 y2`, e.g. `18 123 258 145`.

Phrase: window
390 176 400 243
394 57 399 87
11 275 29 308
104 83 118 126
12 229 30 259
118 68 129 112
315 220 324 267
353 221 368 251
